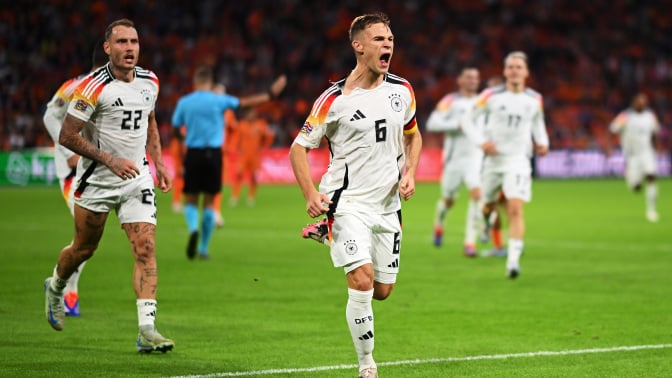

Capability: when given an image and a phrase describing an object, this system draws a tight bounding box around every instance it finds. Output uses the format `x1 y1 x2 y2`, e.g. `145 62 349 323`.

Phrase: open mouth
124 54 135 63
380 53 391 66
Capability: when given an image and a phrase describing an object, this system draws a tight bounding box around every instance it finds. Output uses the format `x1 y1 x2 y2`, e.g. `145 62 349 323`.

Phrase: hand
399 175 416 201
66 155 80 169
482 141 497 156
306 191 331 218
108 156 140 180
155 163 173 193
535 144 549 156
270 75 288 98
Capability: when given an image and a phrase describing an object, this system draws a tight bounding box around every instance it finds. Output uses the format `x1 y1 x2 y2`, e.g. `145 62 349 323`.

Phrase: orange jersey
223 109 239 153
230 117 274 159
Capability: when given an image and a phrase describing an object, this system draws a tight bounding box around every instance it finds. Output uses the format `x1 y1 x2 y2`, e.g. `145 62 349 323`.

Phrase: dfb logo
354 315 373 324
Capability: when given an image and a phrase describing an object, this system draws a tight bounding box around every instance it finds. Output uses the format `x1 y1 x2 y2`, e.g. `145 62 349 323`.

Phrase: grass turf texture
0 179 670 377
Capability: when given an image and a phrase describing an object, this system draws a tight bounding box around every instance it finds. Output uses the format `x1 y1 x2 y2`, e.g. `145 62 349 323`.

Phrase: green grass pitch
0 178 671 377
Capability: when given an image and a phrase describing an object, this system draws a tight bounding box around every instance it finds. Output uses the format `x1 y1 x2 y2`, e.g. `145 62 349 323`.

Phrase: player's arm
170 101 188 168
425 95 457 132
43 105 66 144
289 142 330 217
461 99 495 155
609 112 627 134
59 114 111 167
60 114 139 180
400 128 422 201
426 109 454 133
651 113 663 153
238 75 287 108
604 112 625 156
532 102 550 156
146 110 172 192
44 105 79 166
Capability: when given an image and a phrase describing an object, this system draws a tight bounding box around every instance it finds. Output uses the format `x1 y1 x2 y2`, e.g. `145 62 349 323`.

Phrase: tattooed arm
146 110 172 192
59 113 140 179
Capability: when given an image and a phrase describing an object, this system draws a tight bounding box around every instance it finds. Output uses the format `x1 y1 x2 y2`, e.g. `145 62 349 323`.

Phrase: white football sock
507 238 524 269
646 183 658 212
435 200 448 226
50 269 67 293
346 288 376 370
137 299 157 327
64 261 86 294
464 199 480 245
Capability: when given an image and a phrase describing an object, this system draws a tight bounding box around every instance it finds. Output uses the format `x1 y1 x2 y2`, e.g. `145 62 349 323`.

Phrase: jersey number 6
375 119 387 142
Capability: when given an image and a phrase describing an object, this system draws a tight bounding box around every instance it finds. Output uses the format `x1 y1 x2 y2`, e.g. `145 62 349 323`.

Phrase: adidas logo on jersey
111 98 124 107
350 109 366 121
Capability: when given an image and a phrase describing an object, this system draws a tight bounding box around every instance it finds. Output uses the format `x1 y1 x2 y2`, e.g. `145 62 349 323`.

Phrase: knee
348 268 374 292
350 277 374 292
508 206 523 219
132 236 156 260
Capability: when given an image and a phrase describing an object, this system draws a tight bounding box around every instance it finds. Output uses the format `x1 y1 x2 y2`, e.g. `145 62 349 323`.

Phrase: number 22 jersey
67 63 159 186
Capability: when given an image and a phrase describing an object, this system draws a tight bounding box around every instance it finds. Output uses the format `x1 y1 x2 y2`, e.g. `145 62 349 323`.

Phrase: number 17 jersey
67 64 159 186
293 73 418 214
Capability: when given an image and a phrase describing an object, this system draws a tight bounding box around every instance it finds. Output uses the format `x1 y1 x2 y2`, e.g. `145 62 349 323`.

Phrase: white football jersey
67 63 159 188
294 73 418 214
463 85 549 172
43 76 82 179
609 108 660 157
426 92 481 163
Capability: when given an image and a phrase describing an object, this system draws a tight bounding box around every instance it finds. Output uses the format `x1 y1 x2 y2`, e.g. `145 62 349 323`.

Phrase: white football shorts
74 173 158 225
440 156 482 199
330 211 402 284
625 152 657 188
481 169 532 203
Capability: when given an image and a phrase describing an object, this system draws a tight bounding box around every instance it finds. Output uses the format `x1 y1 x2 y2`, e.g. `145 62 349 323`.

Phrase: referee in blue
171 66 286 259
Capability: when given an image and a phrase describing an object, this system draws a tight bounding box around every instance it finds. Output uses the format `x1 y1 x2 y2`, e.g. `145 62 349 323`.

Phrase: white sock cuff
137 299 157 305
348 288 373 303
51 268 67 292
137 299 157 327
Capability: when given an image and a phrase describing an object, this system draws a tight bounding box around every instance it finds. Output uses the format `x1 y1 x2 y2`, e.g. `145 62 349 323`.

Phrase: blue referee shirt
171 90 240 148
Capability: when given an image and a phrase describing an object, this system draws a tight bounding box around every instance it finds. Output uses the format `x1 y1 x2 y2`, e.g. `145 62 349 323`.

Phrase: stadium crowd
1 0 670 152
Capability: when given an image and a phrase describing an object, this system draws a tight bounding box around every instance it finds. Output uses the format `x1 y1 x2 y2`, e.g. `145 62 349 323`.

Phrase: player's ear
103 41 110 55
352 40 364 55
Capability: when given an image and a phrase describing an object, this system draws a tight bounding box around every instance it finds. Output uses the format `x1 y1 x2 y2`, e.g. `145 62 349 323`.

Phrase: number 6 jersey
67 63 159 186
293 73 418 214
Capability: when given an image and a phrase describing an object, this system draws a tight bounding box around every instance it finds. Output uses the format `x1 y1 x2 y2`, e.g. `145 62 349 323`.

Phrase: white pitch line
171 343 672 378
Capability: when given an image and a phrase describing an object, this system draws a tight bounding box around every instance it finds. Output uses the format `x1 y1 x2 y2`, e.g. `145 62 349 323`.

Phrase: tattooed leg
56 205 107 279
123 222 158 299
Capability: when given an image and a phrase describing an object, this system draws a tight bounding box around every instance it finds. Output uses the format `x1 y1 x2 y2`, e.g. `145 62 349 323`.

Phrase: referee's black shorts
183 147 222 194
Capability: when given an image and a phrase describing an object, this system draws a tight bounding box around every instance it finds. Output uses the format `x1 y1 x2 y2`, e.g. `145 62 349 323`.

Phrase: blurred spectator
1 1 670 151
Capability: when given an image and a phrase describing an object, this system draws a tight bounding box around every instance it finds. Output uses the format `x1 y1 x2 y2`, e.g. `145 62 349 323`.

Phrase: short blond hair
504 51 528 65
